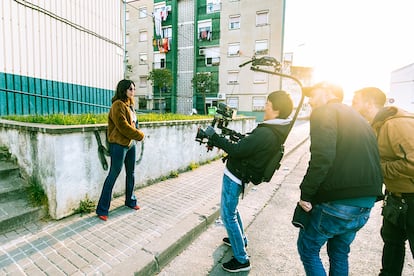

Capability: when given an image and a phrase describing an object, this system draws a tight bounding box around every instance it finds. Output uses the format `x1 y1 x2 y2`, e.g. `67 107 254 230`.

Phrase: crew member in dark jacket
203 90 293 273
297 82 383 276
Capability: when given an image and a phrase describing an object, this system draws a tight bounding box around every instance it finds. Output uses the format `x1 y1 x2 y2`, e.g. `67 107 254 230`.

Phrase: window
126 33 130 44
227 97 239 109
198 20 212 41
139 7 147 18
139 53 147 65
139 76 147 88
203 47 220 66
154 53 166 69
252 97 266 111
162 26 172 39
229 15 240 30
207 0 221 13
138 96 147 109
254 71 267 83
228 71 239 84
256 10 269 26
255 40 268 55
206 57 220 66
139 30 147 42
228 43 240 56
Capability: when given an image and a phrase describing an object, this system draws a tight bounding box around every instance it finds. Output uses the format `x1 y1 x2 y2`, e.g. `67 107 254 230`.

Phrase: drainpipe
171 0 178 113
279 0 286 90
123 0 127 78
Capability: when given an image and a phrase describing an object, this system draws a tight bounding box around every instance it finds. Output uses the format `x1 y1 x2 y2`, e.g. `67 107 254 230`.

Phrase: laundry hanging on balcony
156 38 170 53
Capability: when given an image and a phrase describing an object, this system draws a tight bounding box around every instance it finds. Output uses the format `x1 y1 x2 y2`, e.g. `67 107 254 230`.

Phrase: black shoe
222 237 247 248
223 237 231 246
222 257 251 272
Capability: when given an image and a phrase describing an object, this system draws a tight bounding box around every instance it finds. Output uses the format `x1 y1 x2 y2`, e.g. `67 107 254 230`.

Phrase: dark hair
112 79 135 104
354 87 386 108
267 90 293 119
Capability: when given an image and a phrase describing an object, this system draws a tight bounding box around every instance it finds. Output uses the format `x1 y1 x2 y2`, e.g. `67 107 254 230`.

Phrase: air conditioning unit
199 49 206 55
145 94 153 100
217 93 226 100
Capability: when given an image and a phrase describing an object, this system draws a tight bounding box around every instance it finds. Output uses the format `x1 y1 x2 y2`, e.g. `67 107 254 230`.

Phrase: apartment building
126 0 286 116
219 0 285 116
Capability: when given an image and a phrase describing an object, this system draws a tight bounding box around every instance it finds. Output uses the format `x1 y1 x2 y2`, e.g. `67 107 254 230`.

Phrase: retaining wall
0 117 256 219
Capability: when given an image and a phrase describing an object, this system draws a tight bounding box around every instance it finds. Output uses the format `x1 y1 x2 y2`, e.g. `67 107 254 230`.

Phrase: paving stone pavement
0 121 309 275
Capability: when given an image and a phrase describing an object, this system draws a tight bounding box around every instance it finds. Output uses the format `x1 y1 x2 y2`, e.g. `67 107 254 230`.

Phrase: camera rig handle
240 55 305 143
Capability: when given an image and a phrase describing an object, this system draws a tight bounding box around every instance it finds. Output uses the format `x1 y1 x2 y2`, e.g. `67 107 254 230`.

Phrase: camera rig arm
239 56 305 142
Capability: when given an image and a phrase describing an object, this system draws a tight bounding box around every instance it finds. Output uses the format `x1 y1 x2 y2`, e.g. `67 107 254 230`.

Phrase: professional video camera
195 103 244 150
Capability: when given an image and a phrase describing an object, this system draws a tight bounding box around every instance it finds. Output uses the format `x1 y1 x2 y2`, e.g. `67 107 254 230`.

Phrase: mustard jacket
372 107 414 193
107 99 144 147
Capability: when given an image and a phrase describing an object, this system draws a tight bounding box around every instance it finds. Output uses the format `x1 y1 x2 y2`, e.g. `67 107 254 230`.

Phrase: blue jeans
96 142 137 216
297 202 371 276
220 174 248 264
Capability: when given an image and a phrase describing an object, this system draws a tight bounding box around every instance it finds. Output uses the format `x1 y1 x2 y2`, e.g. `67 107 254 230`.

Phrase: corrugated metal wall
0 0 125 115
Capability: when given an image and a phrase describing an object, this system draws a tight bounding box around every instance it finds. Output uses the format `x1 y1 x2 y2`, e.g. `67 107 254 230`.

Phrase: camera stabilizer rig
196 56 305 151
195 103 244 151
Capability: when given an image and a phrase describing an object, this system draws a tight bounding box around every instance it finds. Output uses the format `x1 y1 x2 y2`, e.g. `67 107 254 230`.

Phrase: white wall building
389 63 414 112
0 0 125 115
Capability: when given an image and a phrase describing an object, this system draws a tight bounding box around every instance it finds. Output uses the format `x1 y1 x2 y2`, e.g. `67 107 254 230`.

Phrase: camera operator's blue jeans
297 202 371 276
220 174 249 264
96 142 137 216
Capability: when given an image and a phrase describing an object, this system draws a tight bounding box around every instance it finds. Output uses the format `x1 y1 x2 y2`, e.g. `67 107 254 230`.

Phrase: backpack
242 144 284 185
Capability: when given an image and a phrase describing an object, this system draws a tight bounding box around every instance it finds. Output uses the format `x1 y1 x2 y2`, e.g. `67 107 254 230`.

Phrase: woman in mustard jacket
96 79 145 221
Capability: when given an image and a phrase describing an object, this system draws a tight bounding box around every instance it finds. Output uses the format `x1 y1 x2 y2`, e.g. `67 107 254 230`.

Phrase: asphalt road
157 140 413 276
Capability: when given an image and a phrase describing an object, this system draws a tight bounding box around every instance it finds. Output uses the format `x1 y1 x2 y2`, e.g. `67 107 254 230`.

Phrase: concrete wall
0 117 256 219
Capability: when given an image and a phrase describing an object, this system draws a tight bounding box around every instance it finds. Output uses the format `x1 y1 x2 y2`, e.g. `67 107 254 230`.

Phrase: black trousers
379 194 414 276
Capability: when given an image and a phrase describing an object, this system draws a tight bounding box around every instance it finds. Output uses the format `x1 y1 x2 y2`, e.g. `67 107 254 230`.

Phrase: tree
147 69 173 111
191 72 213 114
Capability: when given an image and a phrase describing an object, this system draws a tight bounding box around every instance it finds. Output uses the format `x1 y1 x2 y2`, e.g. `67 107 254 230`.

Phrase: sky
284 0 414 100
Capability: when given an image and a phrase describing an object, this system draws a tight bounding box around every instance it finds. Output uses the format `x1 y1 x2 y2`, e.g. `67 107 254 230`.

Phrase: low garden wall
0 117 256 219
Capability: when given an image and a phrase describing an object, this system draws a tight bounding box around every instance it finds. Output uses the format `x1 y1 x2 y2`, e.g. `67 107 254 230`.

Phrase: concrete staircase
0 146 46 234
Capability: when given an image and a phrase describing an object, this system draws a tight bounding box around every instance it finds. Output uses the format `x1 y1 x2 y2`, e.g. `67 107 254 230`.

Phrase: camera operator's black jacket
209 119 291 184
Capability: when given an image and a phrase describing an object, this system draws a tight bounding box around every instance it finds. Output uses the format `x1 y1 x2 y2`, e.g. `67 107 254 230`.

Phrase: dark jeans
379 194 414 276
96 143 137 216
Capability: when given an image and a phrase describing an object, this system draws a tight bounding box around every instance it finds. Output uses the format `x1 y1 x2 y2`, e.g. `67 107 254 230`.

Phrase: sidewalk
0 121 310 276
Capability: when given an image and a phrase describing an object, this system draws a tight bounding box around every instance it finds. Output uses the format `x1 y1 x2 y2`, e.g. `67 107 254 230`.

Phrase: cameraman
203 91 293 272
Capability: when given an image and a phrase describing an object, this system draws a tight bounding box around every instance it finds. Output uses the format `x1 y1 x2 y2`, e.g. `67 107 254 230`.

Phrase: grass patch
187 162 200 171
1 113 210 125
26 176 48 208
73 195 96 216
168 170 179 178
